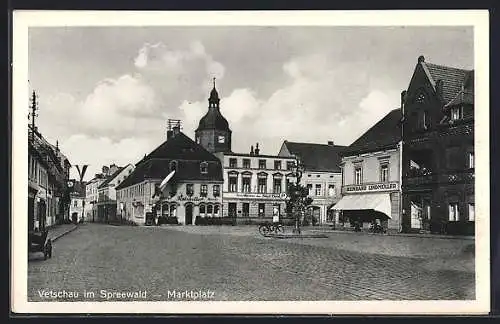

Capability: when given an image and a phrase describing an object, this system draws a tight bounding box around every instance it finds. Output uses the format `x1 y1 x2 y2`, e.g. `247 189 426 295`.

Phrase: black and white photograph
12 10 490 314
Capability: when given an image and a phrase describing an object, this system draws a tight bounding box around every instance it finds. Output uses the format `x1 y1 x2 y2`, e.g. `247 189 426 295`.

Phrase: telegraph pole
29 90 38 144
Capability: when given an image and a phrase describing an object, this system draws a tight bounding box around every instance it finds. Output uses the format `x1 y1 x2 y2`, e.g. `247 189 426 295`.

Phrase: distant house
96 164 135 222
69 180 86 223
85 164 121 222
116 124 223 225
278 140 347 225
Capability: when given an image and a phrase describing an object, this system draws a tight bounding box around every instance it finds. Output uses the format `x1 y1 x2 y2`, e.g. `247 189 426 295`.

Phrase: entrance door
228 203 237 218
185 204 193 225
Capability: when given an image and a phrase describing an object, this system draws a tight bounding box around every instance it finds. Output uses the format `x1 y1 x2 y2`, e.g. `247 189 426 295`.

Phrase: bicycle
258 222 285 236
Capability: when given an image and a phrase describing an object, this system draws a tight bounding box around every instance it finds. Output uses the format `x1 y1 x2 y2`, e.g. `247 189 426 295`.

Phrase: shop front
332 181 401 232
222 192 288 225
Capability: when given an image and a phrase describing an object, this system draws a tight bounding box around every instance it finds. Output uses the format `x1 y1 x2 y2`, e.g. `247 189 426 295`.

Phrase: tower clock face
416 93 425 103
218 135 225 143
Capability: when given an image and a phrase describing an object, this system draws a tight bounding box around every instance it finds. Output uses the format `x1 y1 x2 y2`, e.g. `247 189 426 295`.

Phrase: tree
286 182 313 233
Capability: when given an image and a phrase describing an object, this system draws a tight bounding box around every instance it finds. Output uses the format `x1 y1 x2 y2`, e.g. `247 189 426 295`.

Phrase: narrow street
28 224 475 302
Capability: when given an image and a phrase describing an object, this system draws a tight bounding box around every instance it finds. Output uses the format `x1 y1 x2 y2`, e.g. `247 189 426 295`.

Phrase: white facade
85 178 104 222
218 153 296 222
301 171 342 224
335 144 402 231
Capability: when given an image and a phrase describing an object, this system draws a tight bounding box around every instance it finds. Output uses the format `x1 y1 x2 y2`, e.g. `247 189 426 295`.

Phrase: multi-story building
194 83 295 224
401 56 474 235
28 125 71 231
220 147 296 223
333 109 403 232
278 140 346 225
116 123 223 225
85 164 120 222
96 164 134 222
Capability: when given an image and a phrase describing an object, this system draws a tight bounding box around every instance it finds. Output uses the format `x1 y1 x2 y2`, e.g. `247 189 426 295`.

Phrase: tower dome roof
196 109 230 132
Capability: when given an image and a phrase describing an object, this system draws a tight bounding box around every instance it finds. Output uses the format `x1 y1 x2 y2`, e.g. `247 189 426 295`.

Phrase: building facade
96 164 134 222
333 109 403 232
85 164 120 222
116 125 223 225
28 125 71 231
219 149 296 224
278 140 346 225
401 56 474 235
69 180 86 223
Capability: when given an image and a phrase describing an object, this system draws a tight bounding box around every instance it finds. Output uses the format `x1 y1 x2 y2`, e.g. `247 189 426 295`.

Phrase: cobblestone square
28 224 475 302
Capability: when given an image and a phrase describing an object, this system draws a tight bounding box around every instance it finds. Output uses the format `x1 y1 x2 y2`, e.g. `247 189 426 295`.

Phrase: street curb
50 225 78 242
310 229 475 240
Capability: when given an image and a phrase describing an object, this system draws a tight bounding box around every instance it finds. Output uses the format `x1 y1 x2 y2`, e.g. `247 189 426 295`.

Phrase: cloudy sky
28 26 473 181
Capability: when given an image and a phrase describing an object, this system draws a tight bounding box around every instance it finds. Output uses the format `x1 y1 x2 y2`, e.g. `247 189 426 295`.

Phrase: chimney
167 130 174 139
254 143 260 156
250 145 254 156
167 119 181 139
418 55 425 64
327 141 334 146
435 80 444 101
102 166 109 175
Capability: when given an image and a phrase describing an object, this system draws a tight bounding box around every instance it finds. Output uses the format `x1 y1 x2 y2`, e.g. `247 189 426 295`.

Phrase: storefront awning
330 193 392 219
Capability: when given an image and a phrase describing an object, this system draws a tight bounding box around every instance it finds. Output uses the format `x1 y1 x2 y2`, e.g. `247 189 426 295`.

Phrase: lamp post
291 160 304 234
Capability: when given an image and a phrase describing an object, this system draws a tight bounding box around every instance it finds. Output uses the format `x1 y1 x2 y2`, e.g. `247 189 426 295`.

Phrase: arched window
170 160 178 172
214 205 220 217
170 204 177 217
257 172 268 193
207 204 213 217
199 204 206 217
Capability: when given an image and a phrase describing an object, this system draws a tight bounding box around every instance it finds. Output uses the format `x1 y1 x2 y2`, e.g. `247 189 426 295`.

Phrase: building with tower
195 79 232 154
195 82 295 224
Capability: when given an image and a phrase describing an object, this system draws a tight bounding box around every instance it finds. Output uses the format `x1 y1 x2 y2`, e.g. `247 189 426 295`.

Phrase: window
74 200 78 207
186 184 194 196
229 158 237 168
307 184 313 196
422 111 428 129
200 204 206 217
258 177 267 193
200 185 208 197
170 160 178 172
286 161 295 170
214 205 220 217
207 204 213 216
341 166 345 186
213 185 220 197
468 152 474 169
243 159 251 168
196 136 200 144
273 177 282 193
218 135 225 143
258 203 265 217
328 184 335 197
229 175 237 192
274 160 282 170
451 107 463 121
449 203 459 221
380 164 389 182
242 176 251 193
315 184 322 196
259 160 266 169
170 204 177 217
354 166 363 185
242 203 250 217
468 203 475 221
200 162 208 174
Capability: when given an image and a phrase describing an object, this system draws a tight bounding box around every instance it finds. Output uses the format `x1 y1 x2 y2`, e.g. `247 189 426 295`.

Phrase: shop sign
343 182 399 193
177 195 219 202
226 192 288 200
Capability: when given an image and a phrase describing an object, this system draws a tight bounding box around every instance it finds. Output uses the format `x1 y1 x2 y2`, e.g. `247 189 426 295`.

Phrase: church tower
195 79 232 153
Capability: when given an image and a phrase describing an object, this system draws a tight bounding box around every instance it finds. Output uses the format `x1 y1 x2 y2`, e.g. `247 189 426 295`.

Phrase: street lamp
291 160 304 234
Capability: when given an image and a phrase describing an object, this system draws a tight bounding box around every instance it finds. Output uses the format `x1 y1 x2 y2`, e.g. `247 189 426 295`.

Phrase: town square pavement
28 223 475 302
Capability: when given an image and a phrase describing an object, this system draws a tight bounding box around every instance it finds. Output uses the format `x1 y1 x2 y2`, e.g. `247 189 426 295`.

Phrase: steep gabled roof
98 166 126 189
343 109 402 156
115 132 223 190
282 141 348 172
421 61 473 103
145 132 220 162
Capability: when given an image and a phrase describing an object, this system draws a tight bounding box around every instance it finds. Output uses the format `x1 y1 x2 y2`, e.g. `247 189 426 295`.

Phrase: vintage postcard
11 10 490 314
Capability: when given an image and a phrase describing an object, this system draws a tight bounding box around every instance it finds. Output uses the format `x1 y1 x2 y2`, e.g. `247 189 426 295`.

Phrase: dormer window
170 160 178 172
200 162 208 174
451 107 463 121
